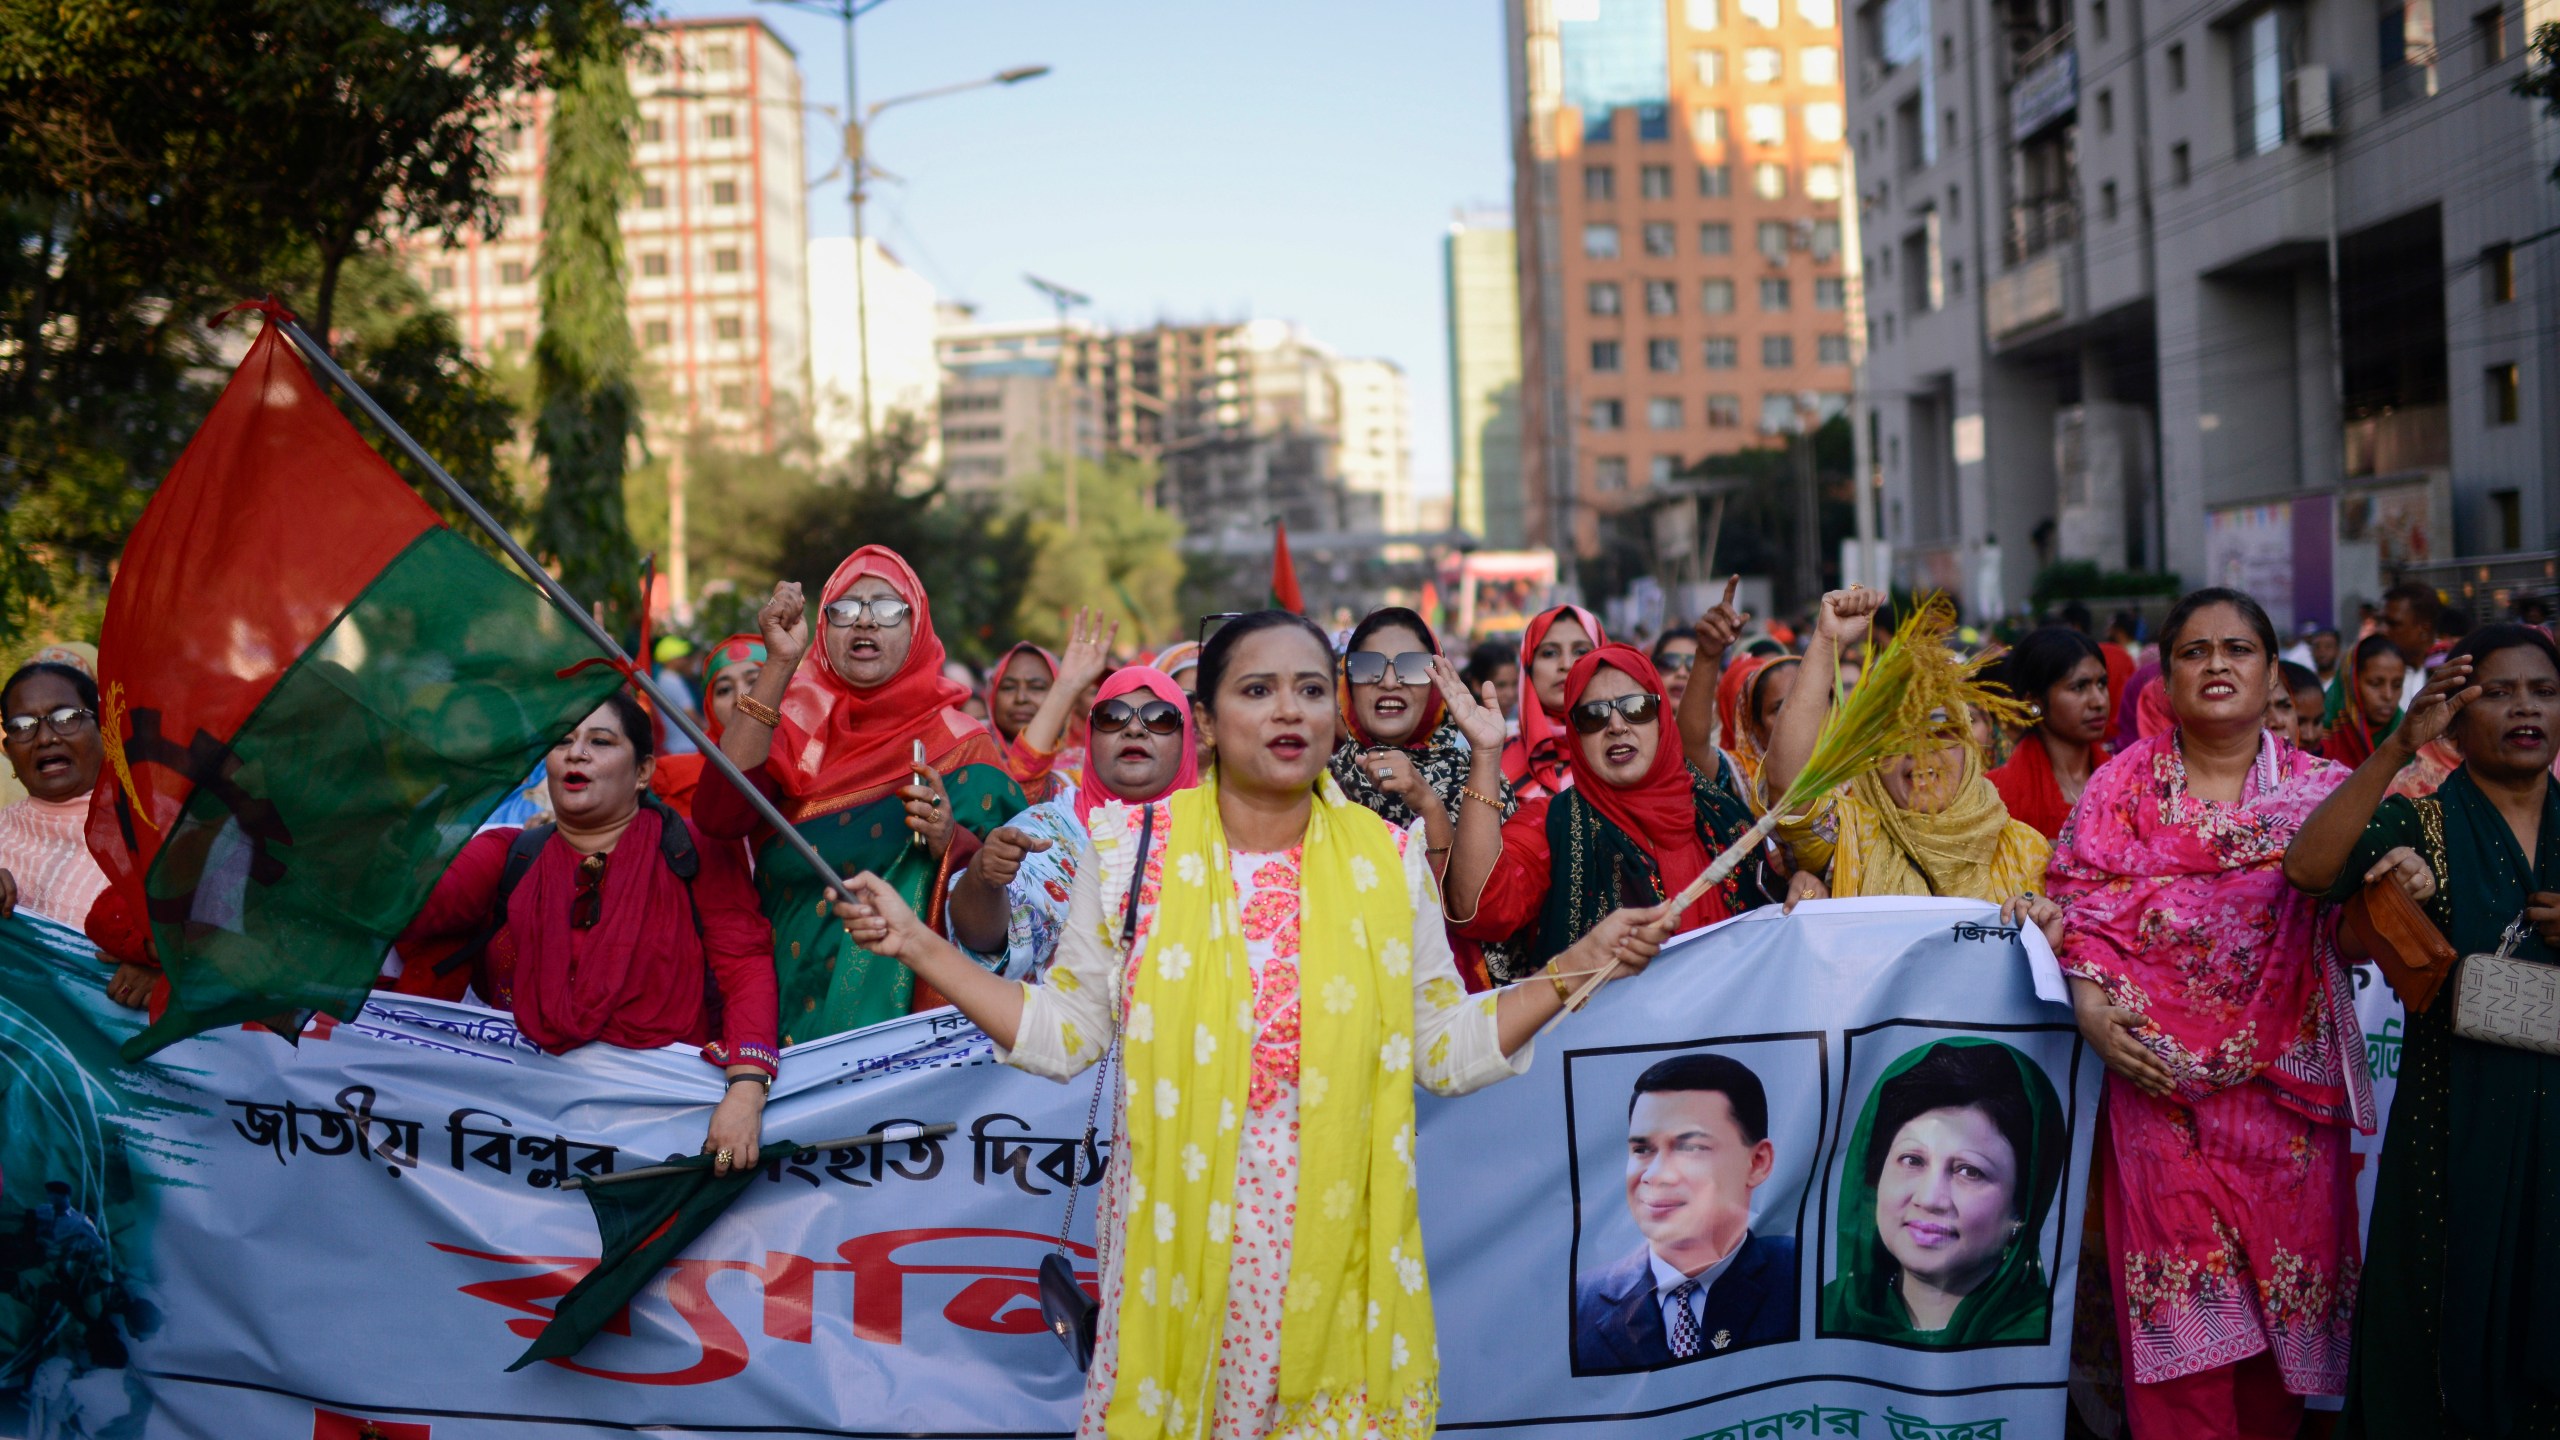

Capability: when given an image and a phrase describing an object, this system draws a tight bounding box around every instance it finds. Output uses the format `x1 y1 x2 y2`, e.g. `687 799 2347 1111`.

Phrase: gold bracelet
1462 785 1504 812
1548 965 1573 1005
733 693 782 729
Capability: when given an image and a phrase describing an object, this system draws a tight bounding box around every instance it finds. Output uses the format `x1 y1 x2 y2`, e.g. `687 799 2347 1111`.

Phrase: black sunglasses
1569 692 1662 734
1196 611 1245 648
1344 650 1434 687
570 852 609 931
1092 697 1186 736
1654 651 1699 672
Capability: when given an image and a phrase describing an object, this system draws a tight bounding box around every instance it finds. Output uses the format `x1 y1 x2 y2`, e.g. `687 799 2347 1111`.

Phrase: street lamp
1025 274 1091 533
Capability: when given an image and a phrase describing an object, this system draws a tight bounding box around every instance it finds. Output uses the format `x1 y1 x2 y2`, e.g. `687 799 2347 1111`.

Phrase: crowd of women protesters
0 546 2550 1439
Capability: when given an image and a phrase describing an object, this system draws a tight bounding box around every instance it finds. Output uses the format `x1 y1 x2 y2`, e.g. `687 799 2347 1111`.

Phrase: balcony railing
2003 197 2079 266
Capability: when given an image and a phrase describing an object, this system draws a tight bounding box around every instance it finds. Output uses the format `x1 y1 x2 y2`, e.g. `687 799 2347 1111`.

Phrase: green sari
2328 769 2560 1438
1819 1037 2065 1347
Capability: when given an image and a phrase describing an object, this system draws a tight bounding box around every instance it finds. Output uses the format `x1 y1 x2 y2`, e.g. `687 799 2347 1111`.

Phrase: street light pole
1026 273 1091 533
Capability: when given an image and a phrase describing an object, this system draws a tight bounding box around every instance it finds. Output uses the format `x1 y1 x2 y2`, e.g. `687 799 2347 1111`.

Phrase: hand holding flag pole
271 317 863 909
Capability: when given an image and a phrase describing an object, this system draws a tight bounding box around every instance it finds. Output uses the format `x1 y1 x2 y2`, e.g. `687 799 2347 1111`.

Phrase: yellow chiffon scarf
1107 769 1436 1440
1831 754 2050 901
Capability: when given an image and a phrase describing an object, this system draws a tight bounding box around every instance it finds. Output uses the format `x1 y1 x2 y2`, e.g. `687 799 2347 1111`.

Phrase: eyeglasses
570 852 609 931
1092 697 1186 736
822 596 913 629
1654 652 1699 673
1196 611 1245 648
1344 650 1434 687
1 706 97 745
1568 693 1662 734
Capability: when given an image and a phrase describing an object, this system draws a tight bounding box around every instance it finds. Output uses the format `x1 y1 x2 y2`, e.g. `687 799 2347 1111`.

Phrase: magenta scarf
1073 666 1199 830
509 807 703 1054
2048 729 2361 1118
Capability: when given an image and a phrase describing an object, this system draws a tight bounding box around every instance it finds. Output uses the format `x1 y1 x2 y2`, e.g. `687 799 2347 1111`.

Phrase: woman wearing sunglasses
1448 643 1779 973
0 660 159 1009
943 666 1199 981
403 692 780 1174
701 546 1028 1041
1329 607 1511 847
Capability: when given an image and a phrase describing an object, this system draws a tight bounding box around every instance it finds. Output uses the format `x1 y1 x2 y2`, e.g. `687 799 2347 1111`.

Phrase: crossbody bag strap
1058 802 1154 1255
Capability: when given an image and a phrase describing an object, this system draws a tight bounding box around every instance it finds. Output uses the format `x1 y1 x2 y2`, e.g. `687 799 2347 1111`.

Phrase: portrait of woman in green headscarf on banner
1819 1036 2066 1347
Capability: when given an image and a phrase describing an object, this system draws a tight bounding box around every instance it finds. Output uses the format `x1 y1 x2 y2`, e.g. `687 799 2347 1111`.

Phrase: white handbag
2452 916 2560 1057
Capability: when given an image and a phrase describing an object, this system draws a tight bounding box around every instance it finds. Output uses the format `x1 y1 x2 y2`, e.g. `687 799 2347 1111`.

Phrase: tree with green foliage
2525 22 2560 183
1010 454 1185 652
529 25 645 624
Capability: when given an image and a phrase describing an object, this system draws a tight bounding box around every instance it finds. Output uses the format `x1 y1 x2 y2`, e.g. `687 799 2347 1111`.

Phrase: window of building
640 183 665 209
2171 141 2191 184
2494 488 2524 547
704 43 735 71
2168 41 2187 90
1753 161 1789 198
1592 340 1624 372
715 382 744 410
1584 165 1617 201
428 265 455 291
495 193 523 217
1763 335 1797 367
2097 88 2114 132
706 112 736 140
1708 394 1743 427
1740 0 1780 26
1584 223 1622 259
1816 276 1848 308
642 118 664 143
1811 219 1841 259
1693 106 1730 145
2485 243 2516 303
640 252 669 277
714 314 744 341
1647 339 1683 373
2379 0 2438 109
1700 221 1734 254
1590 398 1625 431
2092 0 2109 39
1805 101 1845 141
2488 362 2521 424
1744 45 1784 82
1760 393 1802 433
1699 163 1733 195
1803 44 1839 83
1641 163 1675 198
1758 220 1793 262
1643 221 1678 256
500 327 527 350
1702 278 1737 313
1761 276 1793 309
1949 258 1966 294
1588 281 1624 315
1901 211 1942 312
643 318 672 345
1595 455 1630 491
1645 278 1681 314
1694 48 1729 84
710 178 739 205
1640 102 1673 141
1798 0 1837 25
2101 179 2119 220
1896 95 1928 172
1649 397 1685 429
1818 333 1851 365
1745 103 1787 144
499 259 527 285
2476 3 2509 63
1687 0 1721 29
714 247 743 274
1705 336 1740 367
1806 162 1842 198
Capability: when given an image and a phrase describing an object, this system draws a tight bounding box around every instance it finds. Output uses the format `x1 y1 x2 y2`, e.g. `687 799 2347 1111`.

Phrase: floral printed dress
1003 799 1526 1440
945 780 1089 982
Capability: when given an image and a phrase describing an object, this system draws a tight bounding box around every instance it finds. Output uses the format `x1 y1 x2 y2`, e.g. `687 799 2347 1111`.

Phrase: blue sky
658 0 1516 497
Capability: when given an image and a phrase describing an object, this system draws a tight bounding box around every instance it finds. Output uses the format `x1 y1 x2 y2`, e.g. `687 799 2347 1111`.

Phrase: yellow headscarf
1828 749 2049 900
1102 769 1436 1440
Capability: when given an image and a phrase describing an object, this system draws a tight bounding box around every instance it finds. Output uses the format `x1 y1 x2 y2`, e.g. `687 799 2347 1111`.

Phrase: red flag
313 1409 431 1440
1271 521 1306 614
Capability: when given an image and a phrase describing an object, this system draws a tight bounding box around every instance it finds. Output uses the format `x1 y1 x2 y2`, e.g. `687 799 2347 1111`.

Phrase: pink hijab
1074 665 1199 828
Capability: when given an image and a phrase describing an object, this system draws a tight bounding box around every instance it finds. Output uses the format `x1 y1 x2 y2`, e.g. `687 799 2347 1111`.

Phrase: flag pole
273 317 861 908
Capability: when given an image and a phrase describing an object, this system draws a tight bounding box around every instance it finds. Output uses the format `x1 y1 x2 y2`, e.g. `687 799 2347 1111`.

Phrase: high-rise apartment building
1508 0 1856 561
1446 214 1530 546
810 237 939 469
404 17 810 451
1847 0 2560 623
1331 358 1418 534
934 311 1099 494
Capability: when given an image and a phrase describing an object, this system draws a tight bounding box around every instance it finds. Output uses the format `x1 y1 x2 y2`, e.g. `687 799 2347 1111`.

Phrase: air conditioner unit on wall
2292 65 2336 142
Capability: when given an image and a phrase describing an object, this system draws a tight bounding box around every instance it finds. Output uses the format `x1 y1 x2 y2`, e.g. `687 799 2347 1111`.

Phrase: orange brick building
1509 0 1854 560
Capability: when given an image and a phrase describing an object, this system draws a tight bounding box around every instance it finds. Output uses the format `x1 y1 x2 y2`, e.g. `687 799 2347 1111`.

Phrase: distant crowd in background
3 560 2555 1440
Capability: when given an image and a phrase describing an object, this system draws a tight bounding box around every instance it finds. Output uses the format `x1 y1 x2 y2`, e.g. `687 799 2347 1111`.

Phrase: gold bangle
733 693 782 729
1548 965 1573 1005
1462 785 1504 812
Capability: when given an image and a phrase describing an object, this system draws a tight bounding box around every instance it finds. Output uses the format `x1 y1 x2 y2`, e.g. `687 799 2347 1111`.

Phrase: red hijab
1075 666 1200 829
1560 644 1728 933
770 546 983 810
1508 604 1605 794
985 641 1061 742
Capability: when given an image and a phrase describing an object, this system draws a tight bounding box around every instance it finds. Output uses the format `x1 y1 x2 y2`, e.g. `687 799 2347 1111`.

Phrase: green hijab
1819 1037 2066 1347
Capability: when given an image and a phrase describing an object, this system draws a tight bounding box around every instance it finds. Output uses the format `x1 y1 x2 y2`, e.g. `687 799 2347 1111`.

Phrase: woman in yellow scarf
1760 588 2048 901
837 610 1672 1440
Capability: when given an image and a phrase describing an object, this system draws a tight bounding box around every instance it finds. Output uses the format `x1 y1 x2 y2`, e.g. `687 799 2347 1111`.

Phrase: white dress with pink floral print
1001 796 1526 1440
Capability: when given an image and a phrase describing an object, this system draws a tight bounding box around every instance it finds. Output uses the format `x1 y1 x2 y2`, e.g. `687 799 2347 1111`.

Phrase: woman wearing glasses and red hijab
1501 604 1605 803
944 666 1200 981
1447 644 1778 973
701 547 1028 1041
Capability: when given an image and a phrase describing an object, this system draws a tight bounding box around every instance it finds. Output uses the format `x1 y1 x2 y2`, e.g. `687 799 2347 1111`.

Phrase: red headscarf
984 641 1061 742
1507 604 1605 795
770 546 982 809
1075 666 1200 829
1560 644 1729 933
1716 654 1771 742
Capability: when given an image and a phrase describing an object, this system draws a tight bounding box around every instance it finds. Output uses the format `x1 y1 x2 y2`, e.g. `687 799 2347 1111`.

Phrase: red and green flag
93 316 621 1060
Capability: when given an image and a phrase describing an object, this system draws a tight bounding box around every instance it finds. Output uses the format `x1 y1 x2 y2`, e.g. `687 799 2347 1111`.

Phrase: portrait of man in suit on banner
1573 1051 1801 1371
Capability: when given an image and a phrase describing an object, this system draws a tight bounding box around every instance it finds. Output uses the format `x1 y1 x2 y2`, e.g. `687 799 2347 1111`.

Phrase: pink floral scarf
2048 730 2372 1127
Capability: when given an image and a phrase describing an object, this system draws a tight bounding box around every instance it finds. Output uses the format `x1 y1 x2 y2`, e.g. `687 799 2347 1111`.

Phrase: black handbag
1036 804 1151 1369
